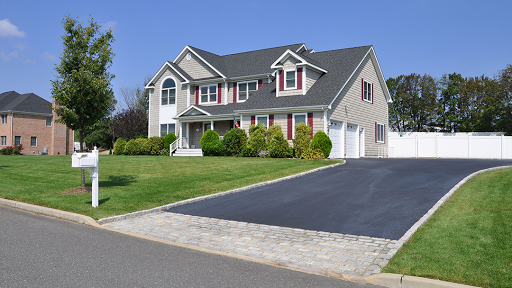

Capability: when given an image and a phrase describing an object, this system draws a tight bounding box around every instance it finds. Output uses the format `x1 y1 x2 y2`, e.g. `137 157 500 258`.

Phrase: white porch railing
170 138 180 156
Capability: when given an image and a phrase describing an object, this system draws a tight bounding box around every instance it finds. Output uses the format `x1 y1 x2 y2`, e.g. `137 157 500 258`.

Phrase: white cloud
0 48 18 61
0 19 26 37
102 21 118 32
42 51 57 62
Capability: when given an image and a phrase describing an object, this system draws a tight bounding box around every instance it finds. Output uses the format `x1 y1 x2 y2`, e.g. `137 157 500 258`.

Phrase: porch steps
172 148 203 157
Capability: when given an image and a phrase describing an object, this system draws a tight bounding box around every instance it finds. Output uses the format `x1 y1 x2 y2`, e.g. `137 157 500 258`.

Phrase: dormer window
161 78 176 105
285 69 296 89
238 81 257 102
200 85 217 104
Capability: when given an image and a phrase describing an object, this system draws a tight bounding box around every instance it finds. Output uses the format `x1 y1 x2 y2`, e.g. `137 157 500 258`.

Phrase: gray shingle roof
189 44 305 79
0 91 52 115
188 45 372 116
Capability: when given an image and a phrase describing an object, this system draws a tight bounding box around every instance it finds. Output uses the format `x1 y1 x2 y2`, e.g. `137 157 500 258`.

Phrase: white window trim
255 115 269 128
363 80 373 103
376 123 384 143
199 84 218 104
1 136 6 146
292 112 307 138
31 136 37 147
284 69 297 90
161 76 177 106
1 114 7 124
237 80 258 103
46 116 52 127
160 123 176 137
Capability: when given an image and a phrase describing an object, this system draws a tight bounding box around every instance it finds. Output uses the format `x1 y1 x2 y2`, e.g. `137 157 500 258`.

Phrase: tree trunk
79 130 86 187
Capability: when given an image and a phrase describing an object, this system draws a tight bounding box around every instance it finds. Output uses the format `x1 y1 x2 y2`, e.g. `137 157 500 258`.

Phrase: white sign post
71 146 99 207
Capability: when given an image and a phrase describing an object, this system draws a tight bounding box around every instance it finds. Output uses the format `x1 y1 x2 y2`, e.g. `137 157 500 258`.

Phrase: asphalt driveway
168 159 512 240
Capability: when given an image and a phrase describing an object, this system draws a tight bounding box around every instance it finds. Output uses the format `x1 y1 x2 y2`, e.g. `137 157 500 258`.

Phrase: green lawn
383 168 512 288
0 155 338 220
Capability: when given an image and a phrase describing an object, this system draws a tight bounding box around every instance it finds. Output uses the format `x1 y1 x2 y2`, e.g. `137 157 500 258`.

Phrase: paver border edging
97 161 344 225
381 165 512 261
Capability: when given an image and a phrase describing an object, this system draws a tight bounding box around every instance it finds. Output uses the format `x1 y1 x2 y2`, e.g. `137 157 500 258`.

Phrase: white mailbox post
72 147 99 207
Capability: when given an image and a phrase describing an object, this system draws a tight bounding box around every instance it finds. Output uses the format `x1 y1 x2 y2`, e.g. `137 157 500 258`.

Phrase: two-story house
0 91 74 155
145 43 391 158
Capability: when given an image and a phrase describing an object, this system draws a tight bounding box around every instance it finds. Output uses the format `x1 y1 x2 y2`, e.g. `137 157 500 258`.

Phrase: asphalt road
0 205 380 288
169 159 512 240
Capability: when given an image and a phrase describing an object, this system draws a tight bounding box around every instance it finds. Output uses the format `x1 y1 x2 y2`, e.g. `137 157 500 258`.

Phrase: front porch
170 119 235 156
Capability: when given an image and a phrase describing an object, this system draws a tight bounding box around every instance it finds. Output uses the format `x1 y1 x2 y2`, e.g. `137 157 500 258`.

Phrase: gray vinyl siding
328 55 388 157
176 53 217 80
306 69 322 93
148 68 187 137
214 120 231 137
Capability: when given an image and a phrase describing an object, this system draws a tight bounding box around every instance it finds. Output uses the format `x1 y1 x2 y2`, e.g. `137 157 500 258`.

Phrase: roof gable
271 49 327 73
0 91 52 115
146 62 191 89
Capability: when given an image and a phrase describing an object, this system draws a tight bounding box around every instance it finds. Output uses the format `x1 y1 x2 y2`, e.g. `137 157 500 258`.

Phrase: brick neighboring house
0 91 74 155
146 43 392 158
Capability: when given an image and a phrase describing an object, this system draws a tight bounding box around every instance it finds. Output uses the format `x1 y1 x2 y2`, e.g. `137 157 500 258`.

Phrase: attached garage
346 123 359 158
329 121 344 158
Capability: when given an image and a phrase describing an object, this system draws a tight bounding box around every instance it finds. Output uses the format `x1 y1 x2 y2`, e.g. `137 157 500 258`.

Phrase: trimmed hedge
124 139 140 155
310 131 332 158
301 148 324 160
200 129 219 151
113 138 126 155
222 128 248 156
203 139 228 156
292 122 311 158
269 131 292 158
164 133 177 150
141 136 164 155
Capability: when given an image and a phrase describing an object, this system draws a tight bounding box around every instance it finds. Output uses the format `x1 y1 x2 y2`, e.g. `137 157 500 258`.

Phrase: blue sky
1 0 511 103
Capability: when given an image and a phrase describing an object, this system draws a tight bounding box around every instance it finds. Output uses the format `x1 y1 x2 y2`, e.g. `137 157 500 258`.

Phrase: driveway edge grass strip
386 165 512 259
98 161 344 224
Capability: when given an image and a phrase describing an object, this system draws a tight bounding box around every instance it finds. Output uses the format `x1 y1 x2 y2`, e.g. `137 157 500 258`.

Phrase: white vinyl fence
388 132 512 159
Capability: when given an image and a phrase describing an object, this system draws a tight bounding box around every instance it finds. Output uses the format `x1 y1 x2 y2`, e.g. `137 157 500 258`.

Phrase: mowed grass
0 155 338 220
383 168 512 288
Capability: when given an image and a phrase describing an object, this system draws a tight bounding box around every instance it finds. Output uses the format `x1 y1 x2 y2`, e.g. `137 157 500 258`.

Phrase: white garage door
346 124 358 158
329 121 342 158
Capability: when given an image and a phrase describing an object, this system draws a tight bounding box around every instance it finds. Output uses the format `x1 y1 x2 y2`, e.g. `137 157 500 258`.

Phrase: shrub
203 139 228 156
0 145 21 155
310 131 332 158
266 124 282 145
124 139 141 155
248 124 266 138
163 133 178 150
269 131 292 158
222 128 248 156
292 122 312 158
113 138 126 155
301 148 324 160
200 129 220 152
245 128 266 157
141 136 164 155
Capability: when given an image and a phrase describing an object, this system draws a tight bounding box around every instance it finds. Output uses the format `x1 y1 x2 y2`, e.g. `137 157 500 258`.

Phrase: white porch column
179 122 183 148
186 123 190 148
187 85 191 107
211 120 214 131
224 82 228 105
323 109 328 135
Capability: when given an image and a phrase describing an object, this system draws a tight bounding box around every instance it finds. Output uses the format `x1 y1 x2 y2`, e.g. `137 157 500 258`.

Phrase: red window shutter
362 79 364 101
195 86 199 105
217 83 222 104
251 115 255 125
279 70 284 91
287 114 293 139
233 82 237 103
375 122 377 143
371 83 374 104
307 112 313 139
269 114 274 126
258 79 262 89
297 68 303 90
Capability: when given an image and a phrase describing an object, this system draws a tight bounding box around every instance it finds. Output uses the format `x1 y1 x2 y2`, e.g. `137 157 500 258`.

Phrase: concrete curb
0 198 100 227
97 161 344 224
355 273 481 288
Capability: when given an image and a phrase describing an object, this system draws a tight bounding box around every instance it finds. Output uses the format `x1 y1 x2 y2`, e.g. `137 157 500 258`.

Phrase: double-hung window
31 137 37 147
46 116 52 127
200 85 217 104
161 78 176 105
292 113 307 138
363 80 373 103
1 114 7 124
14 136 21 146
376 123 384 143
1 136 6 146
285 70 296 89
256 115 268 127
238 81 257 102
160 123 176 137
